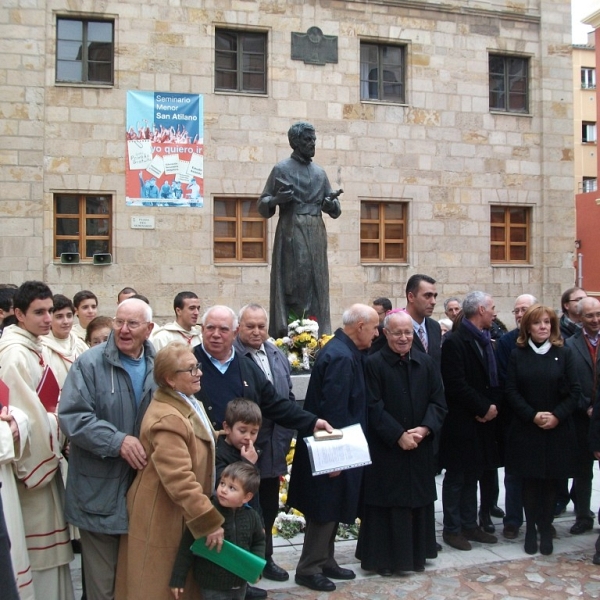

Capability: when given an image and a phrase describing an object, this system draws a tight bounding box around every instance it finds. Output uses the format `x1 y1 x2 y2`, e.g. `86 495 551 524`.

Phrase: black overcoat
362 346 447 508
439 324 502 472
504 344 579 479
287 329 367 524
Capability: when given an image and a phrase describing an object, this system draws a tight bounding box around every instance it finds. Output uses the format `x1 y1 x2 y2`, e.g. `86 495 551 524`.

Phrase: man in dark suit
404 274 442 368
440 291 501 551
287 304 379 592
565 297 600 538
233 303 295 590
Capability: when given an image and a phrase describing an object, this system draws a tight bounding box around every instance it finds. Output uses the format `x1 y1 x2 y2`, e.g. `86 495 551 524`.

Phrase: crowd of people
0 276 599 600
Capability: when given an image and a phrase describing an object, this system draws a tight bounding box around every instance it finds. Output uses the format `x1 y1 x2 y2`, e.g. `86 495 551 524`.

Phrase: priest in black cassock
356 310 447 576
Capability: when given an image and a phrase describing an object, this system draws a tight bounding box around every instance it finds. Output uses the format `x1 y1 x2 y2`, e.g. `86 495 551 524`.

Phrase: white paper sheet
304 423 371 476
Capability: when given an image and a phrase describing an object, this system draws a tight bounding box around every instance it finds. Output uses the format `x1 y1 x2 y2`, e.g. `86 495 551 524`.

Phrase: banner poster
126 91 204 207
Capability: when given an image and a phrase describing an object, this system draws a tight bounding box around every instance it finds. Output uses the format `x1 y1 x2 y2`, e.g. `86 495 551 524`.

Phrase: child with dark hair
215 398 263 488
72 290 98 341
170 462 265 600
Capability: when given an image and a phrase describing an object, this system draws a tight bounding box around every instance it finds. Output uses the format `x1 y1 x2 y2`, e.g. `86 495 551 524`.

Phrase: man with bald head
288 304 379 592
59 298 157 599
495 293 537 540
565 297 600 537
356 310 446 575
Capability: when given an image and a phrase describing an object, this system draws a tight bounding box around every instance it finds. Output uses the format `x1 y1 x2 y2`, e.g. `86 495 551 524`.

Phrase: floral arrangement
273 438 361 540
273 318 333 374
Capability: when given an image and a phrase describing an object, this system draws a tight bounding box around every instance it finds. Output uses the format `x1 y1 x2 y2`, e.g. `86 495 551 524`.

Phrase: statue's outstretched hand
273 186 294 206
323 189 343 209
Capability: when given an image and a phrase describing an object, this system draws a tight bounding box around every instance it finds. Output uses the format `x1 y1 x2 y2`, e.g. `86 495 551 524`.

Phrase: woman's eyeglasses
176 364 202 376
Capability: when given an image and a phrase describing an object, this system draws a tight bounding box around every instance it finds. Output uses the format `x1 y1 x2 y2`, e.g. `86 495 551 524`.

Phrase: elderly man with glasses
59 298 157 600
494 293 537 541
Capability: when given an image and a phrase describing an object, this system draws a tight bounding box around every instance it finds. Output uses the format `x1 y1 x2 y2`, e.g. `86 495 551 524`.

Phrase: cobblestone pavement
263 549 600 599
71 469 600 598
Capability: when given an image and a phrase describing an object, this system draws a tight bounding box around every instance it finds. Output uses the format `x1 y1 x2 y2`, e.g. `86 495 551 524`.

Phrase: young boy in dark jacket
170 462 265 600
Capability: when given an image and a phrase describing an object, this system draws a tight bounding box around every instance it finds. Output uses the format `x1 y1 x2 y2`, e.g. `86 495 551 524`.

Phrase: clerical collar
290 150 312 164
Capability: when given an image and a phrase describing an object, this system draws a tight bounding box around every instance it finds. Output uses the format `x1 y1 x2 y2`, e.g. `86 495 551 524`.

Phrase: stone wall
0 0 575 325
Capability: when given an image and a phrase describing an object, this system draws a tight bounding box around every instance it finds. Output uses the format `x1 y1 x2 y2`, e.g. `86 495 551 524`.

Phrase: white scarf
528 338 552 355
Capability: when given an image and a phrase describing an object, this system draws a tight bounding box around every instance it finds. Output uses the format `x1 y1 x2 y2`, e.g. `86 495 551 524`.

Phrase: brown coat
116 388 224 600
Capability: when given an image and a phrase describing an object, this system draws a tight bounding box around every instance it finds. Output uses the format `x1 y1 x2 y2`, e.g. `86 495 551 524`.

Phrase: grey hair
443 297 461 311
514 293 537 307
238 303 268 323
118 298 152 322
576 296 600 316
462 291 491 319
342 303 376 326
201 305 239 329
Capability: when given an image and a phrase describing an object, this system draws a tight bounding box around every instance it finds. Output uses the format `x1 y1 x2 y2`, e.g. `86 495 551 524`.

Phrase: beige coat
117 388 223 600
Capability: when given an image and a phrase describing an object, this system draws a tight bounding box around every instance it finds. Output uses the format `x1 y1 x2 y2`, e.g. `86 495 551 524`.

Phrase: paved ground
71 468 600 598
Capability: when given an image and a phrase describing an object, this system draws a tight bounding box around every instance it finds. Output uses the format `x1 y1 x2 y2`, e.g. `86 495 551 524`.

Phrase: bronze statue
258 122 342 338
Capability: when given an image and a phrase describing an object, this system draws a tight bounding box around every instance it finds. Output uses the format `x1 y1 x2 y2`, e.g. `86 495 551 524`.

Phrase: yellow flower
280 493 287 504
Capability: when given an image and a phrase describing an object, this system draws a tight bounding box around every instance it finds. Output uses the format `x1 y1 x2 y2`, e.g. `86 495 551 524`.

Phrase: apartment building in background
577 16 600 294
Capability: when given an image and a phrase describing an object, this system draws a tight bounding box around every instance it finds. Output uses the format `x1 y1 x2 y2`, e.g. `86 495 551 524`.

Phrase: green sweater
170 497 265 591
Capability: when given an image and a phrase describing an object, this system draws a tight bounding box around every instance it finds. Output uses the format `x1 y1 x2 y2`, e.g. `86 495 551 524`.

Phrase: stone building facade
0 0 575 326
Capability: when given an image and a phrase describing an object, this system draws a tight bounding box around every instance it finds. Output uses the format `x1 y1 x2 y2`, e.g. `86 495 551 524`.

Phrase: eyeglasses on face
113 318 148 330
386 330 414 338
176 364 202 376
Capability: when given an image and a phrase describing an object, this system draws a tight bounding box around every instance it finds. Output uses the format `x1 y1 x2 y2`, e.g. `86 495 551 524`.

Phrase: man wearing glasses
59 298 157 600
495 293 537 541
559 287 587 340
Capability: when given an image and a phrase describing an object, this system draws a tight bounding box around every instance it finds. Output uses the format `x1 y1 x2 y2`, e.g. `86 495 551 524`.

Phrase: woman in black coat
505 304 580 556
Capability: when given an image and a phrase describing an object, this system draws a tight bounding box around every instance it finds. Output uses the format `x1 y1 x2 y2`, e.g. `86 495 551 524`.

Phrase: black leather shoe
489 505 505 519
570 520 593 535
295 573 336 592
539 531 553 555
322 566 356 580
524 528 537 555
593 552 600 565
436 542 442 551
262 559 289 581
503 524 520 540
378 568 393 577
479 512 496 533
244 586 267 599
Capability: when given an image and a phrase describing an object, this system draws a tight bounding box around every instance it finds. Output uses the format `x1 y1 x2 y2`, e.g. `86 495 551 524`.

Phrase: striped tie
418 325 428 353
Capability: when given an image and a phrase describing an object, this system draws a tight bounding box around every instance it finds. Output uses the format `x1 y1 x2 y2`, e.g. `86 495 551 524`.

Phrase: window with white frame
582 122 597 144
582 178 598 193
581 67 596 89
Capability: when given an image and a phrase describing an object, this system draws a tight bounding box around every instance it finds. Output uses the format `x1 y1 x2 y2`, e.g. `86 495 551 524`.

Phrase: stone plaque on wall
291 26 338 65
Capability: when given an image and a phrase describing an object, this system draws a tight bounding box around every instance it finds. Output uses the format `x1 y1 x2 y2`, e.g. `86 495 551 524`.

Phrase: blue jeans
442 469 479 534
